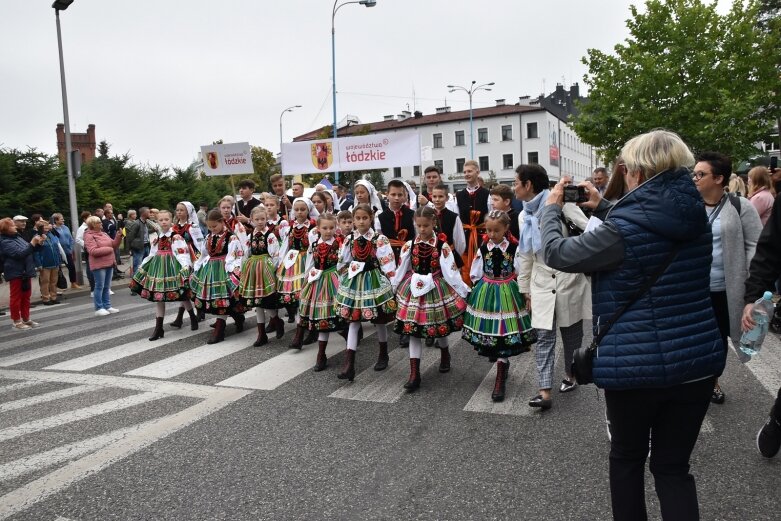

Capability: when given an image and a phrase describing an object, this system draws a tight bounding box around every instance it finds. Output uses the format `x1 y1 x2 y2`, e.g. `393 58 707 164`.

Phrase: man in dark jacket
125 207 152 275
743 193 781 459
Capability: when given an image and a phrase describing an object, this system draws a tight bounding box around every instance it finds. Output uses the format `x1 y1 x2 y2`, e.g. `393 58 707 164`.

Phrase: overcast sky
1 0 728 169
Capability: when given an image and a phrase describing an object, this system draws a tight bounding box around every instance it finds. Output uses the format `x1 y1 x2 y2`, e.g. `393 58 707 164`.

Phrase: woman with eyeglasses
693 152 761 405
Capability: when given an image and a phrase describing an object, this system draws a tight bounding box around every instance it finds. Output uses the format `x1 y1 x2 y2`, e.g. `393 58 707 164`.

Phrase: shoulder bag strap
591 245 681 349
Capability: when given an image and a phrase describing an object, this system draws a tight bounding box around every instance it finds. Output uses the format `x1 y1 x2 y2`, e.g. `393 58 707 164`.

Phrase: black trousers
709 291 729 353
605 377 714 521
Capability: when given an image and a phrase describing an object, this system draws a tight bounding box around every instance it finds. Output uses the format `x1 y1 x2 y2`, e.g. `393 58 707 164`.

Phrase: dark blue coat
592 168 725 389
0 234 36 281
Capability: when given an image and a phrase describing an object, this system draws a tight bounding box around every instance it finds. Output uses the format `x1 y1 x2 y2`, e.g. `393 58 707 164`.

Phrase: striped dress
189 230 245 315
298 236 345 332
129 234 190 302
277 219 316 307
237 227 280 309
462 239 537 358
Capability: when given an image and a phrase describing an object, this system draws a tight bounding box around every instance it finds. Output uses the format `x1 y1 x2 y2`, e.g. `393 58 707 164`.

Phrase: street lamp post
279 105 302 154
447 80 495 160
331 0 377 185
53 0 83 284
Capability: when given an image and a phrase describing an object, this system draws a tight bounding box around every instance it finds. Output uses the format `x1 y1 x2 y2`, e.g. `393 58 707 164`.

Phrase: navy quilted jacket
591 168 725 389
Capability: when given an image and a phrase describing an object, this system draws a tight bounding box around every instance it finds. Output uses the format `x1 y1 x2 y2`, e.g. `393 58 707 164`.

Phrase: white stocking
438 335 450 348
182 300 193 311
255 308 266 323
155 302 165 318
498 357 509 364
318 332 329 342
409 337 422 359
347 322 361 351
376 323 388 342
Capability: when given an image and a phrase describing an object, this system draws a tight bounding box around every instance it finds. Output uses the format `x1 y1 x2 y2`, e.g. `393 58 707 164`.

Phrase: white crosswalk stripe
463 352 538 416
124 336 250 379
8 302 148 333
0 380 44 394
0 384 101 412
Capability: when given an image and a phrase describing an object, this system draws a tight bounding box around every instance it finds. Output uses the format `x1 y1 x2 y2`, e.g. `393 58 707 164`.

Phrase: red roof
293 104 545 142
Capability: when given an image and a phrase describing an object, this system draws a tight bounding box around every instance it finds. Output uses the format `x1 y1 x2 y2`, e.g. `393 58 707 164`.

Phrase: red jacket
83 229 122 270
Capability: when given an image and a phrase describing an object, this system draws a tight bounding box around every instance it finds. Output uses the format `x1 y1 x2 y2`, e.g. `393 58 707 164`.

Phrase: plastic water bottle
739 291 775 358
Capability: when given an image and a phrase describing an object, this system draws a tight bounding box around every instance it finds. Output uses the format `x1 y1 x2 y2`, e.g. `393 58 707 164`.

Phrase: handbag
57 267 67 290
571 245 680 385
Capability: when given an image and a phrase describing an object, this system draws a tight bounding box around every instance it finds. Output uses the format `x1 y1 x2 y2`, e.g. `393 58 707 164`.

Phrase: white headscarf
293 197 319 220
179 200 204 251
324 189 339 213
401 181 417 210
354 180 383 216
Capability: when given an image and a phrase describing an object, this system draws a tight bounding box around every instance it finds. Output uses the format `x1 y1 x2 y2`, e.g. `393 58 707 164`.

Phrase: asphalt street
0 286 779 521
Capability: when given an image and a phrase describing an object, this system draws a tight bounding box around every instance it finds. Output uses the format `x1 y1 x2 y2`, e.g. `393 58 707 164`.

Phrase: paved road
0 289 779 520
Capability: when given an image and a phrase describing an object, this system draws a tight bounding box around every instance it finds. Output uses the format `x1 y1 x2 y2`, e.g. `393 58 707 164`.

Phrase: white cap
12 215 27 221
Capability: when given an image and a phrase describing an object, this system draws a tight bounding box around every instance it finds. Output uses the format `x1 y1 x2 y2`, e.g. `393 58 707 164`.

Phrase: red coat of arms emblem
311 142 333 171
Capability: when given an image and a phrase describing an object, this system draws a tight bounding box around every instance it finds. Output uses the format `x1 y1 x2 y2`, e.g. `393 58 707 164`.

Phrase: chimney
518 96 531 106
435 106 451 114
555 83 565 94
384 115 396 121
495 99 506 106
397 112 408 121
413 110 423 118
569 82 580 99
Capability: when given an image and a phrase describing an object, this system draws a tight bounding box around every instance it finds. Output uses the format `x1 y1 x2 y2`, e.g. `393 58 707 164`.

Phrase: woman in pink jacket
747 166 776 226
83 216 123 316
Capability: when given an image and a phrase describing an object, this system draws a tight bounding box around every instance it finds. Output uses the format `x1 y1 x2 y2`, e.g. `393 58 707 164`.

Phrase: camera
771 156 778 171
563 185 588 204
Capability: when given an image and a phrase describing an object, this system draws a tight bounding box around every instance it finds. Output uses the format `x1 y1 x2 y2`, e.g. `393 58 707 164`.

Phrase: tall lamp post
53 0 83 284
332 0 377 185
447 80 494 160
279 105 302 154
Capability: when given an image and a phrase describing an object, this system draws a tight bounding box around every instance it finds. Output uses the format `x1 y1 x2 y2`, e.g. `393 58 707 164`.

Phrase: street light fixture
331 0 377 184
448 80 495 160
279 105 302 155
53 0 83 284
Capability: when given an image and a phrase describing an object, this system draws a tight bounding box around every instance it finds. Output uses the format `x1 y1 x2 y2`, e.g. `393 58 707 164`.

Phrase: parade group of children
128 166 537 401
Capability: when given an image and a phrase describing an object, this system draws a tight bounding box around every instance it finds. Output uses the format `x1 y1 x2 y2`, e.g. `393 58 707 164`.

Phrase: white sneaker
90 292 94 297
95 309 110 317
109 290 115 295
107 307 119 314
23 320 40 328
12 321 31 330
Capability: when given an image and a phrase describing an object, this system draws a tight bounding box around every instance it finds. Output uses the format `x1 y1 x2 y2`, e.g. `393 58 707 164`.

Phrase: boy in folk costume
456 160 493 285
489 184 520 240
237 206 284 347
297 213 345 369
168 201 204 331
129 210 194 341
430 183 466 268
391 206 470 392
418 165 459 213
278 198 319 348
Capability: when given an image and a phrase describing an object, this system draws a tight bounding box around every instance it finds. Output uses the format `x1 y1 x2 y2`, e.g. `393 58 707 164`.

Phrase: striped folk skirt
237 253 279 309
276 251 307 307
393 272 466 338
335 268 397 324
189 256 243 316
462 275 537 358
129 252 188 302
298 266 344 332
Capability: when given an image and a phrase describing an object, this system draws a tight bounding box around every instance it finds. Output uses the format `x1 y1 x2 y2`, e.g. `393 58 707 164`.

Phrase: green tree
572 0 781 163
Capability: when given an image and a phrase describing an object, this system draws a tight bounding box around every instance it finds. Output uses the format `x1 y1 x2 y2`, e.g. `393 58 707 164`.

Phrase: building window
455 130 465 146
528 151 539 164
413 165 420 177
501 125 513 141
456 158 465 173
527 122 538 139
502 154 513 170
478 128 488 144
433 133 443 149
393 167 401 178
434 159 444 171
479 156 490 171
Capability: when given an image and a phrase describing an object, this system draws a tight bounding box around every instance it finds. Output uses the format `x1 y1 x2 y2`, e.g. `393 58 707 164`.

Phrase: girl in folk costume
296 213 345 369
128 210 194 341
278 198 319 344
262 194 290 334
462 210 537 402
169 201 204 331
189 209 247 344
391 206 470 392
334 203 398 381
237 206 285 347
350 180 383 230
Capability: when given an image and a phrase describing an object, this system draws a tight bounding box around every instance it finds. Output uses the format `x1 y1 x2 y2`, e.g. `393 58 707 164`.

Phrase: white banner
281 131 421 176
200 142 253 176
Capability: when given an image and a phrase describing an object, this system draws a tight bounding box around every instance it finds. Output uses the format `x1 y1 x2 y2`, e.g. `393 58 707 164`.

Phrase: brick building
56 123 96 164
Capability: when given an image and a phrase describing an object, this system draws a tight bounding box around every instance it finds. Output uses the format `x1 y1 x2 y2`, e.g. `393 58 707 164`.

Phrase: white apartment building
294 97 599 190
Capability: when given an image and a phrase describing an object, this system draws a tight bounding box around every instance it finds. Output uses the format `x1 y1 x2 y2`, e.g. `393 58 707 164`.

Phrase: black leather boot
374 342 389 371
303 328 318 346
273 316 285 339
207 319 226 344
187 309 199 331
313 340 328 372
491 360 509 402
403 358 421 392
337 349 356 381
233 312 245 333
439 347 451 373
148 317 165 341
289 326 305 349
169 307 185 329
253 323 268 347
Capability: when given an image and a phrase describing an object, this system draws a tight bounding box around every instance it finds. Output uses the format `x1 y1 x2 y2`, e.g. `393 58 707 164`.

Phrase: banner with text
281 131 421 175
200 142 253 176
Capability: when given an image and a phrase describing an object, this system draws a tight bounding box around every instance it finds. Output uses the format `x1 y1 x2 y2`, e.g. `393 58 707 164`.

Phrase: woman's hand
545 178 567 207
523 293 532 312
741 303 756 332
577 180 603 210
417 194 429 207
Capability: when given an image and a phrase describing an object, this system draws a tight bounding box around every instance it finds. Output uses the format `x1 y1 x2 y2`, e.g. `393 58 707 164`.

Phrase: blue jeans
92 268 113 311
131 245 150 275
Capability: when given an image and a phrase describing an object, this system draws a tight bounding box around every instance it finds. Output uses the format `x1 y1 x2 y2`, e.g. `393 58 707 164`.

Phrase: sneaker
107 307 119 314
22 320 39 328
90 292 94 298
95 309 111 317
757 408 781 458
11 321 31 330
109 290 115 295
560 379 578 393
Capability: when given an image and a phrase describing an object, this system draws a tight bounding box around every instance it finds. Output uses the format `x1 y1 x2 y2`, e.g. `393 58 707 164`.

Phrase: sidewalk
0 256 132 311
